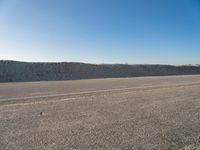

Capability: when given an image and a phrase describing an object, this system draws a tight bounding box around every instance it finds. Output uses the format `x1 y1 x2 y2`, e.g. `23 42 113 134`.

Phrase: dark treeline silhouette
0 60 200 82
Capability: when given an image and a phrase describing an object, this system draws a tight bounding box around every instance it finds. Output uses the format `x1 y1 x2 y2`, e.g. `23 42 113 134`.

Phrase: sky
0 0 200 64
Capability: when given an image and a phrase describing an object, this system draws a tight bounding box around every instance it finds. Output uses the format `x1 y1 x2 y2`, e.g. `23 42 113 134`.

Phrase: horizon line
1 59 200 66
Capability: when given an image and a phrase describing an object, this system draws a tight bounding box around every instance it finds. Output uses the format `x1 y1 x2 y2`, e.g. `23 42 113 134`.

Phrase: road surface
1 75 200 149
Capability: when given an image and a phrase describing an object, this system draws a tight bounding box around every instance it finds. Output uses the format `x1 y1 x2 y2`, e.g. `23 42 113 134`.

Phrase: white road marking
0 82 200 102
0 88 133 102
2 97 79 106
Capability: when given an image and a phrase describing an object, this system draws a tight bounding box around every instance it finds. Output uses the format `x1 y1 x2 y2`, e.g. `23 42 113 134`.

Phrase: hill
0 60 200 82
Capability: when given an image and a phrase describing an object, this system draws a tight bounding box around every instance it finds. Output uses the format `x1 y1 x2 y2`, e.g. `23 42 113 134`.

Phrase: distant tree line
0 60 200 82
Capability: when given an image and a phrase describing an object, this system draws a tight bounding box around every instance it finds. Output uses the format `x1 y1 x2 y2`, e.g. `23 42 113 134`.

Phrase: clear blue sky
0 0 200 64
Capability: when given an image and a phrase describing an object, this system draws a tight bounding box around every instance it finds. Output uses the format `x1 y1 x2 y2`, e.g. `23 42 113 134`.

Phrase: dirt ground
1 75 200 150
